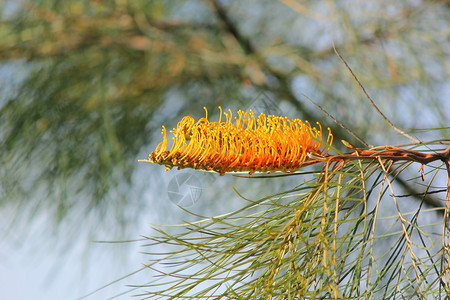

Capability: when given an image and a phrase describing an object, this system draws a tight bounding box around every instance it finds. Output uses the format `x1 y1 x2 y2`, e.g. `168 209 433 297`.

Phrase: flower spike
143 108 333 175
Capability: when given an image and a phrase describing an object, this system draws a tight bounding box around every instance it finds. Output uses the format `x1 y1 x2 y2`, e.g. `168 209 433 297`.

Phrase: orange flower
141 107 333 175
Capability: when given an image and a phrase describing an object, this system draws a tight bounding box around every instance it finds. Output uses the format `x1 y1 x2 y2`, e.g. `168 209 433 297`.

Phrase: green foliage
140 143 449 298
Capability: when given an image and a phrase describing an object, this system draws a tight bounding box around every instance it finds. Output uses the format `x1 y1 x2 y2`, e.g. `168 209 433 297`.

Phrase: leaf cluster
138 147 450 299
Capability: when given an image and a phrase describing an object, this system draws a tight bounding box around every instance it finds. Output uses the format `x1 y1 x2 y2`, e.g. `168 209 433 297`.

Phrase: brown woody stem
325 146 450 166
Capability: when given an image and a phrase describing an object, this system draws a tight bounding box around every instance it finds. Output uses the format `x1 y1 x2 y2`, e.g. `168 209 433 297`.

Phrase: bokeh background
0 0 448 299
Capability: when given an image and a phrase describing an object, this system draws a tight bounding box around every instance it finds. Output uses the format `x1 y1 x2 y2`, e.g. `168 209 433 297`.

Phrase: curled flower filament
145 107 333 175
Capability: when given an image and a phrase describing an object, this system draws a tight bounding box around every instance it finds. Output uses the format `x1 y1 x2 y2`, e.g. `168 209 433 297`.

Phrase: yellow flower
142 107 333 175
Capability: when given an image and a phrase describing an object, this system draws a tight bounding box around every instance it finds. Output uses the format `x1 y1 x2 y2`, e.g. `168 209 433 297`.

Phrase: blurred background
0 0 448 299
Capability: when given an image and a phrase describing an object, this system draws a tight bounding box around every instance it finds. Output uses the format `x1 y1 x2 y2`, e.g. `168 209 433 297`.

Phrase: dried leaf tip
142 107 333 175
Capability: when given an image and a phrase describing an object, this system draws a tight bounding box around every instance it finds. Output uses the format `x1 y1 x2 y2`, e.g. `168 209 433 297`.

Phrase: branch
320 146 449 213
305 147 450 171
302 93 370 148
393 176 446 213
333 45 421 144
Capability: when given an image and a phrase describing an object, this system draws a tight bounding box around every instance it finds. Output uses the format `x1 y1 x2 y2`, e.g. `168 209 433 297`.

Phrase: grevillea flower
142 107 333 175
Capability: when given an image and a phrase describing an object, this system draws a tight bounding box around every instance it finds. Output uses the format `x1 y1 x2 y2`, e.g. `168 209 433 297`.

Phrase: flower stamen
143 107 333 175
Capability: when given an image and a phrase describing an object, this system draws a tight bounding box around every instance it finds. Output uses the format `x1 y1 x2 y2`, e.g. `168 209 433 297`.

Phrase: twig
326 146 450 165
333 45 421 144
395 189 447 198
302 93 370 147
392 175 445 215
